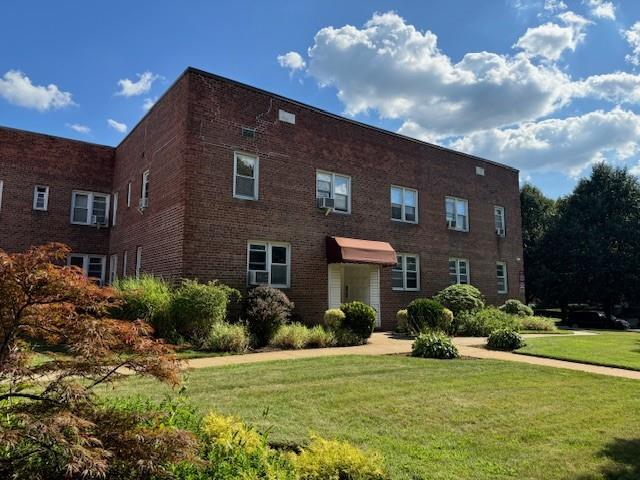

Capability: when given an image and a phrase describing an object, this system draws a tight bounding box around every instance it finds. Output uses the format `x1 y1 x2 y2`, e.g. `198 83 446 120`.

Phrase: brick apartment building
0 67 524 329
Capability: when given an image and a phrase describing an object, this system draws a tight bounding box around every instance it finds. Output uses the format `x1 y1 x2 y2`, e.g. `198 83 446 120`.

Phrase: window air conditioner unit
138 197 149 210
496 227 505 237
316 197 335 210
249 270 269 285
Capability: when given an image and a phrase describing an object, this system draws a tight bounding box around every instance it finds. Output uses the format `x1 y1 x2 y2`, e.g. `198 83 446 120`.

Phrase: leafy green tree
542 164 640 316
520 183 556 303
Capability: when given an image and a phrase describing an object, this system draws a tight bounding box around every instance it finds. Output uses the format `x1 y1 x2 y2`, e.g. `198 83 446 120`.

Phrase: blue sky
2 0 640 198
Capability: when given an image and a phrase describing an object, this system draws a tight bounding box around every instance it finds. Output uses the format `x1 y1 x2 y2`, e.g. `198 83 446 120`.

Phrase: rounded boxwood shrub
340 301 376 341
244 286 294 347
323 308 346 330
171 279 239 346
499 299 534 317
487 328 525 351
434 284 485 317
396 309 409 333
411 332 459 359
406 299 448 335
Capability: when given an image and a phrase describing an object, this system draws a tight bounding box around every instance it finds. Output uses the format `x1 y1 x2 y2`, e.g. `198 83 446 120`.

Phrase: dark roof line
0 124 114 149
185 66 519 173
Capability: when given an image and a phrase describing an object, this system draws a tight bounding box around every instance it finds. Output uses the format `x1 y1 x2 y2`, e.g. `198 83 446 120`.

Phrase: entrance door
328 264 381 327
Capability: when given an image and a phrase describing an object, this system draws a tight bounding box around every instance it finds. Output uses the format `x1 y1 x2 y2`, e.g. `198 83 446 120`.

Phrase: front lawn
108 355 640 479
517 331 640 371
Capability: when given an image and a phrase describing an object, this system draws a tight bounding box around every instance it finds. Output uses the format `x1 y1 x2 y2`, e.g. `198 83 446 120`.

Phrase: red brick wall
108 74 190 280
182 69 524 329
0 127 114 256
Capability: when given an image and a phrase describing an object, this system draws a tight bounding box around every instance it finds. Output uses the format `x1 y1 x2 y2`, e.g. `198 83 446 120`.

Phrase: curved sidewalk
183 331 640 380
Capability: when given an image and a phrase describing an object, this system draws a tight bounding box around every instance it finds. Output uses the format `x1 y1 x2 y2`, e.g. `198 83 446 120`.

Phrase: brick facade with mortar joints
0 67 524 330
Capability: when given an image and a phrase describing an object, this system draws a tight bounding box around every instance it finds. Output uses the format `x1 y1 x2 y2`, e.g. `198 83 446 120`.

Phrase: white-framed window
233 152 259 200
497 262 508 294
495 206 505 236
141 171 150 206
127 182 132 207
70 191 110 225
247 241 290 288
390 186 418 223
68 254 106 285
0 180 4 212
392 254 420 291
445 196 469 232
316 171 351 213
109 254 118 284
122 250 128 277
33 185 49 211
135 246 142 279
449 258 470 285
112 192 118 226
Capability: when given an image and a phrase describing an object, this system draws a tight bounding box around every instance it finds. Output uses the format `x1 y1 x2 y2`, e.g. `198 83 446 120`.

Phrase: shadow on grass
580 438 640 479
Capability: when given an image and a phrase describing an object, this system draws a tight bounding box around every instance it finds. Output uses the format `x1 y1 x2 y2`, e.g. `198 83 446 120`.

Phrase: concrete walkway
183 331 640 380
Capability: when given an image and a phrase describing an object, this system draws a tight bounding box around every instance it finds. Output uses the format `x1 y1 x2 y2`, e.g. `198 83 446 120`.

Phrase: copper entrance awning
326 236 397 266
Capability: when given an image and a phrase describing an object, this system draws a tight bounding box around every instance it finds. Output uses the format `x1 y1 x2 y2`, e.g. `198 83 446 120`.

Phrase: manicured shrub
499 299 534 317
171 279 239 346
411 332 460 359
434 284 485 317
442 308 454 326
290 435 386 480
340 301 377 341
204 322 249 353
270 323 311 350
456 308 520 337
112 274 173 337
519 316 557 331
306 325 337 348
324 308 346 330
406 298 448 335
487 328 525 351
244 286 294 347
396 309 409 333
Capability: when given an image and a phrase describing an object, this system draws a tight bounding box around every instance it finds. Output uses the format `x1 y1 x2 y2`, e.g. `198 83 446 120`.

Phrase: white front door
328 264 381 327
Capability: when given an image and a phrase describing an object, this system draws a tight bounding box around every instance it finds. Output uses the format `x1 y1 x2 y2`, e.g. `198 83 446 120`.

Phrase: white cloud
66 123 90 134
0 70 74 111
277 51 306 72
586 0 615 20
451 108 640 176
115 71 159 97
544 0 567 12
514 11 590 61
574 71 640 103
142 97 157 111
305 11 573 138
107 118 127 133
624 22 640 66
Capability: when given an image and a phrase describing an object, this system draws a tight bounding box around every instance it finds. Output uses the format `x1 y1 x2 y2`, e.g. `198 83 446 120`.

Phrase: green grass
105 355 640 479
517 331 640 371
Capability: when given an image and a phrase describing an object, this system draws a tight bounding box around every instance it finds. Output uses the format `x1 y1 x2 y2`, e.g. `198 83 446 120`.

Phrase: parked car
565 311 630 330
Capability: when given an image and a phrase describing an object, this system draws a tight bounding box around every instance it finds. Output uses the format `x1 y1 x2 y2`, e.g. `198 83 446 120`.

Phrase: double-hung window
392 254 420 291
247 241 290 288
141 170 150 208
497 262 508 294
68 254 106 285
449 258 470 285
0 180 4 212
445 196 469 231
122 250 128 277
112 192 118 226
494 206 506 236
233 152 259 200
109 254 118 284
71 191 110 225
390 186 418 223
33 185 49 211
127 182 132 207
316 171 350 213
135 247 142 279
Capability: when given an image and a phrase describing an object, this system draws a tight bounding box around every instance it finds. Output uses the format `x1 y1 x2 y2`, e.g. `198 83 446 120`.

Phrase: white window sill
391 218 418 224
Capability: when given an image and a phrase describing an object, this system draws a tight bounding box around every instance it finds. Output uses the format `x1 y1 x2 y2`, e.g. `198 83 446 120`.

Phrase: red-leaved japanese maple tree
0 243 196 478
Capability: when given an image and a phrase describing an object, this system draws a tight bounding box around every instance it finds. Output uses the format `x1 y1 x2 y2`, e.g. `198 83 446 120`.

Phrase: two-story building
0 67 524 329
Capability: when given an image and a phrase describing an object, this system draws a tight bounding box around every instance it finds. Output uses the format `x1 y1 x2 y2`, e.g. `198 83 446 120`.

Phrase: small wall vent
242 127 256 139
278 109 296 124
475 166 485 176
